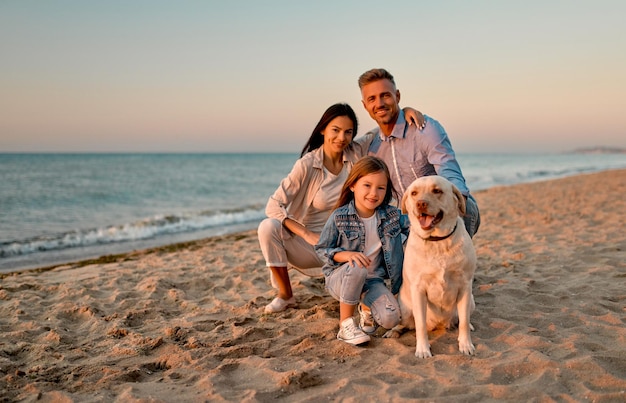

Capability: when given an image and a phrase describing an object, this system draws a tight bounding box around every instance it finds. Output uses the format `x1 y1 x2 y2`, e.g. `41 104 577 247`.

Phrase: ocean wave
468 163 622 191
0 207 265 258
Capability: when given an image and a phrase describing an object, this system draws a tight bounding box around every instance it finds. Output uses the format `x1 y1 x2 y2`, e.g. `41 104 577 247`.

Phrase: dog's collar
419 222 458 242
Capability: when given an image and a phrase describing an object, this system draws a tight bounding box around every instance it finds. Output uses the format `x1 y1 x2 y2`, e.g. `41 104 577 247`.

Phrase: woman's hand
283 218 318 245
403 107 426 130
301 229 320 246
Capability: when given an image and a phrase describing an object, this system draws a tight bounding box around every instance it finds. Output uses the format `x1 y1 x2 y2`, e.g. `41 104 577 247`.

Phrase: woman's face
321 116 354 155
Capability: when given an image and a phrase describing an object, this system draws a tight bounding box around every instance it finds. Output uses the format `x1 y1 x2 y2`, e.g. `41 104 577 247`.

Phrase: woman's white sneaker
264 296 296 313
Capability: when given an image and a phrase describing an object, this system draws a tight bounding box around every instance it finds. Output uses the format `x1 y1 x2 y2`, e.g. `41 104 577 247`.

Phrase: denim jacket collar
343 199 391 223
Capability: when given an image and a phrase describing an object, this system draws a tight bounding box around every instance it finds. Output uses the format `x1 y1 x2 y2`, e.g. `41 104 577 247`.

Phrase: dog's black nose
417 200 428 210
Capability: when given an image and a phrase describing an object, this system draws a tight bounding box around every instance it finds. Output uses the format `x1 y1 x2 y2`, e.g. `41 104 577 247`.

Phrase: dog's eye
411 190 417 196
433 188 443 194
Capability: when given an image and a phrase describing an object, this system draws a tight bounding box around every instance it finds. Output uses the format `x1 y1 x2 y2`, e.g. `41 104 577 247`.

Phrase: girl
315 156 410 345
259 105 422 314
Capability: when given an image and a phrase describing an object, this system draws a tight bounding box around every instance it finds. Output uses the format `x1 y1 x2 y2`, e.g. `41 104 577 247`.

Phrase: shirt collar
378 110 408 142
311 145 351 169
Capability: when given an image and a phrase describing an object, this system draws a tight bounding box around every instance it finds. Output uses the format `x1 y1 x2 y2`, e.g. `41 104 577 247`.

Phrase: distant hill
568 146 626 154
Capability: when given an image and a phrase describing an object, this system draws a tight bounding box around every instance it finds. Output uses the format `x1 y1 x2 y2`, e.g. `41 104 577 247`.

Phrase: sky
1 0 625 153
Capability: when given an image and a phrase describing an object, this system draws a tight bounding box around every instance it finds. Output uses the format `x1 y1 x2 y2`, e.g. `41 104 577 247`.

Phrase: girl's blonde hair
334 156 396 210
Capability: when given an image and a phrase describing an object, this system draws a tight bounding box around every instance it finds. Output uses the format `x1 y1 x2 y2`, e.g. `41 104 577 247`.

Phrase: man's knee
464 196 480 237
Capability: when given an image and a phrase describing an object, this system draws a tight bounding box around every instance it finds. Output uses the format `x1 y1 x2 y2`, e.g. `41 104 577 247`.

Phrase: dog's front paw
382 329 400 338
414 342 432 358
382 325 404 339
459 340 475 355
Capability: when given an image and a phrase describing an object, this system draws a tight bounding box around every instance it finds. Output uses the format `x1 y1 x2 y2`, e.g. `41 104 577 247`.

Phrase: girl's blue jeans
325 262 401 329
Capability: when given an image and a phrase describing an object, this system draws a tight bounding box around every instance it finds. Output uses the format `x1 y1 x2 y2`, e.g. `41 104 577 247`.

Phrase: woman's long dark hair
334 156 397 210
300 103 358 157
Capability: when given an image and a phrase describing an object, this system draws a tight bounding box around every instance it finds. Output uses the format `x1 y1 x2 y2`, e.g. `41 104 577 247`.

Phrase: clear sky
1 0 625 153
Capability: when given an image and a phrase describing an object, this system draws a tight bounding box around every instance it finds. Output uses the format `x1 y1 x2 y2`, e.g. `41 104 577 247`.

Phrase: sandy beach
1 169 625 402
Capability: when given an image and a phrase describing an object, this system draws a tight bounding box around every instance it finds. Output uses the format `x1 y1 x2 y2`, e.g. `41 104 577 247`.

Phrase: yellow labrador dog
384 175 476 358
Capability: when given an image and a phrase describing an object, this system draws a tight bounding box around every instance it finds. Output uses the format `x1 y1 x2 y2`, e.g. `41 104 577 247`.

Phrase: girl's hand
343 251 371 268
403 107 426 130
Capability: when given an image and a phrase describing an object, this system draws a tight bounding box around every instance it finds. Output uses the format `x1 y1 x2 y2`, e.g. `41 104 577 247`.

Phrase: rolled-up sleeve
265 158 308 223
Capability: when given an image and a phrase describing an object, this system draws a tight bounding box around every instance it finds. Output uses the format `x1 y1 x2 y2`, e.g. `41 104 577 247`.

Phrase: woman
258 103 423 313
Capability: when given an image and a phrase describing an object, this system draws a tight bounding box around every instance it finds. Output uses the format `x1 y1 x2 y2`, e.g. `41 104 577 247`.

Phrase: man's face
360 79 401 126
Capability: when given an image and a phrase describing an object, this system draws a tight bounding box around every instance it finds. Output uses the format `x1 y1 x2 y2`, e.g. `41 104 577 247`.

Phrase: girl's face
321 116 354 156
350 171 388 218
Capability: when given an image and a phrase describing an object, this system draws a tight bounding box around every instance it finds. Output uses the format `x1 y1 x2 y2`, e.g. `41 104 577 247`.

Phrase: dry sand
1 169 625 402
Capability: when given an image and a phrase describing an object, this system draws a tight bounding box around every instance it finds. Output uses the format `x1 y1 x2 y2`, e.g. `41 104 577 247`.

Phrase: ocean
1 152 625 273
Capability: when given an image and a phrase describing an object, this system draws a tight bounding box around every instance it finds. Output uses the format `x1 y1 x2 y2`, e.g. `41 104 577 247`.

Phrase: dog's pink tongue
419 214 435 230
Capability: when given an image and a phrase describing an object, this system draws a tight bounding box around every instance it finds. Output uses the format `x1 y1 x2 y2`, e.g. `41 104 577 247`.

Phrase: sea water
1 152 625 273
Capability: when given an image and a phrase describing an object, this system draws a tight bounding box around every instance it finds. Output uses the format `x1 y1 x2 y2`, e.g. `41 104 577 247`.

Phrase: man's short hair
358 68 396 89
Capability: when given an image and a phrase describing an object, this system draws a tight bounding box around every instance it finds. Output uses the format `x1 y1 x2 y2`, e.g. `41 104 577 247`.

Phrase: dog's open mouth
418 211 443 230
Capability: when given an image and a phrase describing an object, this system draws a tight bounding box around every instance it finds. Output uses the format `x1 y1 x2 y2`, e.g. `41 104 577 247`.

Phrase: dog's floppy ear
401 186 410 214
452 184 466 216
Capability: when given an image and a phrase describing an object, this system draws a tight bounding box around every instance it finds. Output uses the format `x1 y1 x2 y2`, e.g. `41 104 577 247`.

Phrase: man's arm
424 119 470 196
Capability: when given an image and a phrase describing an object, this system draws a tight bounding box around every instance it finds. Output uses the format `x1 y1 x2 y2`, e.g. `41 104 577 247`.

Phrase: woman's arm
403 107 426 130
283 218 319 246
265 157 308 221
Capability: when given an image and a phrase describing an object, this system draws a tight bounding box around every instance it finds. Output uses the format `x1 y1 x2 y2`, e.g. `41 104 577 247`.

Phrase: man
358 68 480 237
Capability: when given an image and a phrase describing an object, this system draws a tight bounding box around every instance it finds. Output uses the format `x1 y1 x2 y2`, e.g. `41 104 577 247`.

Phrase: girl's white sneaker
337 317 370 346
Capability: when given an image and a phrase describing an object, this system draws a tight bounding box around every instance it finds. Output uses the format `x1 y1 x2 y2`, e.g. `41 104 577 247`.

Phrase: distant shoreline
567 146 626 154
1 147 625 155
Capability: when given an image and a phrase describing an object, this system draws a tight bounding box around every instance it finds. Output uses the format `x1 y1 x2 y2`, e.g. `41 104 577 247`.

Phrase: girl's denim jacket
315 200 410 295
